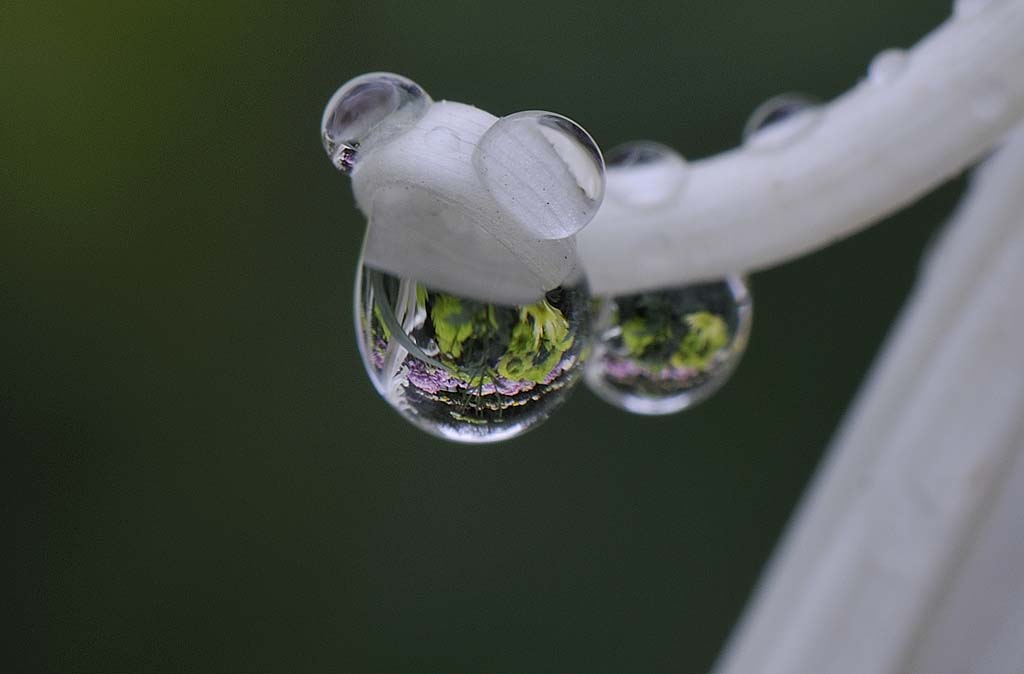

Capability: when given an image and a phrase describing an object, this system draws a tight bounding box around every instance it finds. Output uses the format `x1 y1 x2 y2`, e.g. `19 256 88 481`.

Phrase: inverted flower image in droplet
355 262 592 443
585 277 752 415
320 72 431 174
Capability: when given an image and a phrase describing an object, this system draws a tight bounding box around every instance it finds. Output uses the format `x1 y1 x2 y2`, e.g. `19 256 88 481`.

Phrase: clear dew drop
320 72 431 174
355 262 592 443
742 93 821 150
953 0 992 18
585 276 752 415
425 126 462 152
473 110 605 240
868 49 908 86
604 141 689 208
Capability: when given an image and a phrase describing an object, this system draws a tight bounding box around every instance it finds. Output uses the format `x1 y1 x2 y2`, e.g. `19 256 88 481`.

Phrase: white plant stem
713 124 1024 674
579 0 1024 295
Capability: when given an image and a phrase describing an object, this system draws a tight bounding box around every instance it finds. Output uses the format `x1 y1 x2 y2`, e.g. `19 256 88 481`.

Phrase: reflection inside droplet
585 276 752 415
356 262 592 442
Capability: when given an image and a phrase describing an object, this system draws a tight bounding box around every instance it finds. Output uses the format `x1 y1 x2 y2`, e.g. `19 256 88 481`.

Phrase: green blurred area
4 1 960 671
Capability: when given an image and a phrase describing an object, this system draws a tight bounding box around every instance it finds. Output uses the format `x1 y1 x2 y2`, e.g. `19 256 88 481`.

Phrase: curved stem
579 0 1024 295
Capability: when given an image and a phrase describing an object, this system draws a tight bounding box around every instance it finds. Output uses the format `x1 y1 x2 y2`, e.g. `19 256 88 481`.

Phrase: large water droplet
743 93 820 149
356 263 591 443
321 73 431 174
604 141 689 208
953 0 992 19
867 49 908 86
474 110 605 239
585 276 752 415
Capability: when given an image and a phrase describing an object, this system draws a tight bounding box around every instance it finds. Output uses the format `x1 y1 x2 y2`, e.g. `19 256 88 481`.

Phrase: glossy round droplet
585 277 752 415
474 110 605 239
425 126 462 152
953 0 992 18
356 263 592 443
321 72 431 174
868 49 908 86
604 141 689 208
743 93 821 149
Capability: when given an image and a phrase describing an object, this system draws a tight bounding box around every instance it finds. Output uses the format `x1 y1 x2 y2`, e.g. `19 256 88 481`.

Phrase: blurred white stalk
580 0 1024 295
714 125 1024 674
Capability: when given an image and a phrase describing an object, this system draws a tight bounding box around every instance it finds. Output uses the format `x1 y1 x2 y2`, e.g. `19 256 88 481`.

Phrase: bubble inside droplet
585 276 752 415
604 141 689 208
474 110 605 239
321 73 431 174
356 262 591 443
868 49 908 86
743 93 820 149
953 0 992 18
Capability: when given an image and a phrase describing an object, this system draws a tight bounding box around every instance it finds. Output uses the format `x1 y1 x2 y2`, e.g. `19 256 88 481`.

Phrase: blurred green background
5 1 962 671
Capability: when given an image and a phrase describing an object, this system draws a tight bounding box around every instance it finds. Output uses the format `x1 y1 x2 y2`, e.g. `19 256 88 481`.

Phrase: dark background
5 1 961 671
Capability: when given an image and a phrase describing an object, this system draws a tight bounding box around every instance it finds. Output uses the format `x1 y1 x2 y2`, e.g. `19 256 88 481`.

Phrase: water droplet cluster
322 73 779 437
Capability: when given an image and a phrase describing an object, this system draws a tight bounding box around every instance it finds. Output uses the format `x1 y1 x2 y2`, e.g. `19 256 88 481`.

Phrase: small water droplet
321 72 431 174
953 0 992 18
425 126 462 152
868 48 908 86
604 141 689 208
585 276 752 415
356 262 591 443
743 93 821 150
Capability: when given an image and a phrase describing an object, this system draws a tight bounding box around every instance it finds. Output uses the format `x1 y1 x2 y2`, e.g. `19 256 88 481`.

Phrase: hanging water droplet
356 262 592 443
604 141 689 208
321 72 431 174
868 49 908 86
474 110 605 239
742 93 821 149
585 276 752 415
953 0 992 19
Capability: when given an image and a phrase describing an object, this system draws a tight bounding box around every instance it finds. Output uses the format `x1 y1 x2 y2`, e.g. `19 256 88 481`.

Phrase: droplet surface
474 110 605 239
868 49 908 86
356 263 591 443
743 93 820 149
604 141 689 208
321 73 431 174
585 277 752 415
